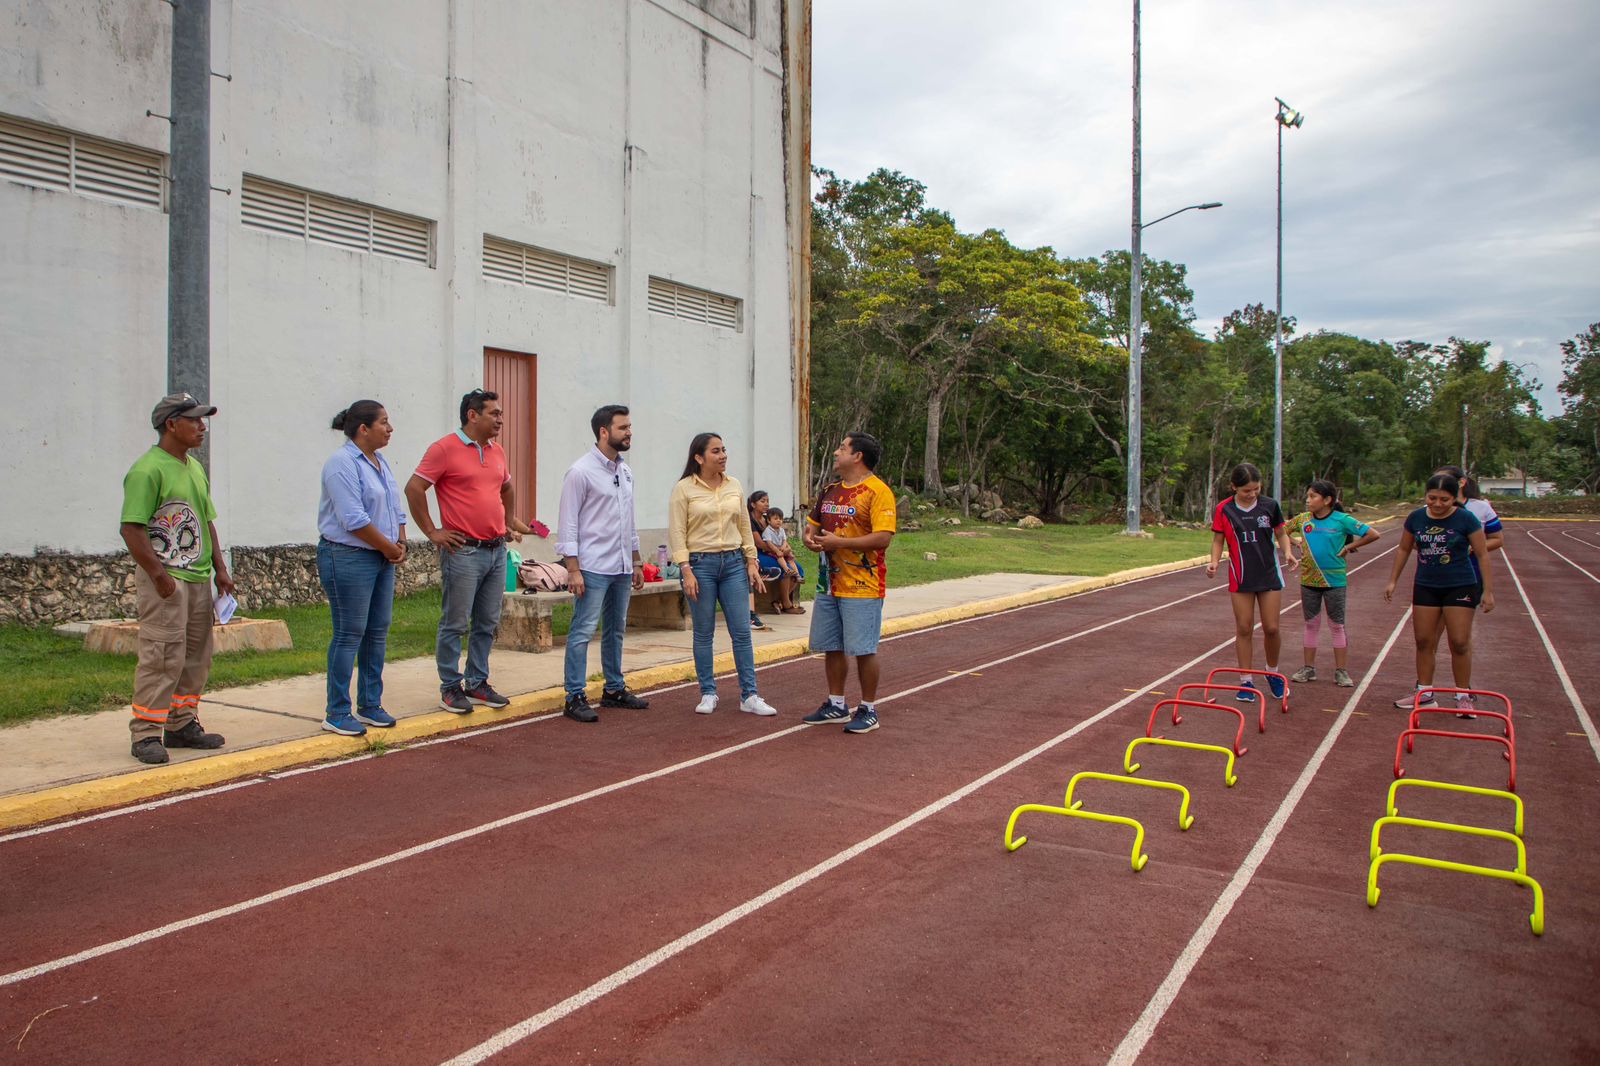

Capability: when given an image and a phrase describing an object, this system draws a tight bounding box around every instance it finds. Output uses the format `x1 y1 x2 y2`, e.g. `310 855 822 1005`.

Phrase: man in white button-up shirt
556 405 648 722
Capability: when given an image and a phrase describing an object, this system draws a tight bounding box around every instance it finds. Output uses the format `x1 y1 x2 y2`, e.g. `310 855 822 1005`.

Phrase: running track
2 523 1597 1063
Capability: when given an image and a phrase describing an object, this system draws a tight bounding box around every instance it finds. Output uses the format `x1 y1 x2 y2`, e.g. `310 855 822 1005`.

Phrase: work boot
132 737 170 765
165 720 225 749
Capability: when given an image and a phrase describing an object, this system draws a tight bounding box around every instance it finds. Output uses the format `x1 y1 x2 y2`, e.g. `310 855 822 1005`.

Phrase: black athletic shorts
1412 582 1481 610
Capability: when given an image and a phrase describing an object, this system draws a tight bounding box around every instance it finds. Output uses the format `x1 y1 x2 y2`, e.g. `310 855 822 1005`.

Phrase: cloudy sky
811 0 1600 411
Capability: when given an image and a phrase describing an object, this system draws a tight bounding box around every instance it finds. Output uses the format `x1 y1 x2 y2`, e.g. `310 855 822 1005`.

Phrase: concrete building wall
0 0 800 571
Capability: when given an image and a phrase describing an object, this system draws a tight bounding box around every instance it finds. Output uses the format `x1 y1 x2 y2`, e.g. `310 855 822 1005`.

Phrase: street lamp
1124 2 1223 536
1272 97 1304 502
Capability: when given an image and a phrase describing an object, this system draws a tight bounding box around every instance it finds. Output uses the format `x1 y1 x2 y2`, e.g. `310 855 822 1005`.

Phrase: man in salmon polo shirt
405 389 535 714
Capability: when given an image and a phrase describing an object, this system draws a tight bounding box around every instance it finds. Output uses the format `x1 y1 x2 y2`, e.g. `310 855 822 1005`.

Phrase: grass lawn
0 516 1203 727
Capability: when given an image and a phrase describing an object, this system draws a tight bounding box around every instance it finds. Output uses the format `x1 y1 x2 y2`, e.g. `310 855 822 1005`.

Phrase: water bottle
656 544 669 567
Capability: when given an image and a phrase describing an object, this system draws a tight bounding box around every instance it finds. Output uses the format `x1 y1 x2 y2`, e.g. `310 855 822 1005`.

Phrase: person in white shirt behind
555 405 648 723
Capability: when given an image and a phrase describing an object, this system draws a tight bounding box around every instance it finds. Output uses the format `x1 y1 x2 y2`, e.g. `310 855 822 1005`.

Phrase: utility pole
1125 0 1144 535
1272 98 1304 502
168 0 212 460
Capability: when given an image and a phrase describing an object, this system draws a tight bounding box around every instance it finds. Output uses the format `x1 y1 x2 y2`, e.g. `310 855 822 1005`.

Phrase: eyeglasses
613 475 620 487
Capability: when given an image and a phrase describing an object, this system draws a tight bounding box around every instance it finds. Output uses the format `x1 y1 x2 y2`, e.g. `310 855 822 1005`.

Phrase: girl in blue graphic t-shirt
1384 472 1495 715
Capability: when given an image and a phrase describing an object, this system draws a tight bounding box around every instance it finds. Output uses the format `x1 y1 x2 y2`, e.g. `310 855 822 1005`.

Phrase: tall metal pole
1125 0 1143 535
168 0 211 427
1272 107 1284 502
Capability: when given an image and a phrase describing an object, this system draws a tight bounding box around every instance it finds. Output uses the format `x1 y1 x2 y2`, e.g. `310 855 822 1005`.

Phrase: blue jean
687 549 757 698
564 570 633 697
436 543 507 692
317 540 396 717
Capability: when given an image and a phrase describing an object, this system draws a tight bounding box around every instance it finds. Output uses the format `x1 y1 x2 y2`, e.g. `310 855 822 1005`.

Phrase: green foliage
1553 322 1600 492
809 164 1582 522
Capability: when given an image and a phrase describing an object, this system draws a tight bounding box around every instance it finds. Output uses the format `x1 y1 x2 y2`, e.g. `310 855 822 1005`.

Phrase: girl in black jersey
1207 463 1298 703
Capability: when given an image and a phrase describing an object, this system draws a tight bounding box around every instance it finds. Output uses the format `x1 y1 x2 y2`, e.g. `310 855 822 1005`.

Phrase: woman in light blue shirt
317 400 407 736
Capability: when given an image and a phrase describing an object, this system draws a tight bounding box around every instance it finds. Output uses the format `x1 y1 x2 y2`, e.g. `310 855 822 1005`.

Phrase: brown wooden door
484 348 537 525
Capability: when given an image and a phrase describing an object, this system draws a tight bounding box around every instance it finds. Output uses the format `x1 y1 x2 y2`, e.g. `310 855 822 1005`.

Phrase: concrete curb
0 554 1209 832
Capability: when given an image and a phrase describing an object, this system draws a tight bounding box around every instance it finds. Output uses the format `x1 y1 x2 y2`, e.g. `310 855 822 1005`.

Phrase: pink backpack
518 560 569 592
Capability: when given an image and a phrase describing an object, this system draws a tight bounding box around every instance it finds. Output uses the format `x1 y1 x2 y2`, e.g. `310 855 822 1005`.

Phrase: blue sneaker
355 707 396 728
1265 673 1287 701
322 714 367 736
844 706 879 734
803 700 851 725
1235 680 1257 704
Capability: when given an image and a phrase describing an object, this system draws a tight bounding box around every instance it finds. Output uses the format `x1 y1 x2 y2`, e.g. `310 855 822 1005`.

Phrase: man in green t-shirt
119 393 236 764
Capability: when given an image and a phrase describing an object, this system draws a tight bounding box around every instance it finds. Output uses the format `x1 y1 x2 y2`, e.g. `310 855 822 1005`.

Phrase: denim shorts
809 591 885 656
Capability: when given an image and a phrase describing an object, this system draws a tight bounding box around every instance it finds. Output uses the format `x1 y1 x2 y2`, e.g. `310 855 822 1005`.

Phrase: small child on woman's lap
762 509 805 613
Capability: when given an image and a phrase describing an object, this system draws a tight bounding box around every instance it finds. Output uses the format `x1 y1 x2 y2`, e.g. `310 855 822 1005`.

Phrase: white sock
860 701 876 713
828 695 847 709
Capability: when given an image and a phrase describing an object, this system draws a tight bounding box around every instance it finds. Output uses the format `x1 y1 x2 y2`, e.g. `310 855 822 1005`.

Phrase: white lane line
437 562 1403 1064
1503 549 1600 764
0 574 1224 989
0 780 265 844
2 566 1208 844
1105 606 1413 1066
1558 529 1600 552
439 630 1262 1065
1526 532 1600 584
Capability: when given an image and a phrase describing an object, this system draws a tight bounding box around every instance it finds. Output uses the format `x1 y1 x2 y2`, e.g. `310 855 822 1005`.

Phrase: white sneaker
694 694 718 715
739 694 778 717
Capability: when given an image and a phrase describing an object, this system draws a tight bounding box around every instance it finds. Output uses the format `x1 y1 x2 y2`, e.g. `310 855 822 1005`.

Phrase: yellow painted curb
0 554 1211 833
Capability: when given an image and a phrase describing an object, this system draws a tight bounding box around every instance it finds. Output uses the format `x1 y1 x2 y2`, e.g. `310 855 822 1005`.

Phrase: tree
1554 322 1600 492
845 222 1096 493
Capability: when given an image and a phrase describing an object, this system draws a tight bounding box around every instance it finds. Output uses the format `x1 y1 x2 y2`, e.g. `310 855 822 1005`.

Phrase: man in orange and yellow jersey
800 432 896 734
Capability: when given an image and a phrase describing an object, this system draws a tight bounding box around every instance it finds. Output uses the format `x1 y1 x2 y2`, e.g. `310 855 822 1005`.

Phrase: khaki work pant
129 569 215 741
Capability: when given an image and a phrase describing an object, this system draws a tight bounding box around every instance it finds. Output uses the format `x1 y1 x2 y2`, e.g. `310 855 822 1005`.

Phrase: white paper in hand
214 591 238 625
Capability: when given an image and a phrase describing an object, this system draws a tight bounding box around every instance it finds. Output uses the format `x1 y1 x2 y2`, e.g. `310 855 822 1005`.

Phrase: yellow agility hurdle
1004 803 1151 871
1123 737 1239 787
1063 772 1195 831
1367 852 1545 936
1386 778 1524 837
1368 815 1527 875
1003 772 1195 871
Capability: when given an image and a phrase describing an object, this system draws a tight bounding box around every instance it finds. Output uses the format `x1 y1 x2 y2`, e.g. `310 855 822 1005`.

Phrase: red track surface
3 525 1597 1063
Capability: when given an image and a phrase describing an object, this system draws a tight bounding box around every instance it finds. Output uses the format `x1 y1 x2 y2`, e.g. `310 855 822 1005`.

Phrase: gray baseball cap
151 392 218 430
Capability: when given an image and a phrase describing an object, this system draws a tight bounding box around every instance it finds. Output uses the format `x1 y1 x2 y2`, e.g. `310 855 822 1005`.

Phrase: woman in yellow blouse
668 433 777 717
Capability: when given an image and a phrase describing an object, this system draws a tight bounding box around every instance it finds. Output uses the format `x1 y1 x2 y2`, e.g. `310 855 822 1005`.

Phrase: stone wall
0 541 443 627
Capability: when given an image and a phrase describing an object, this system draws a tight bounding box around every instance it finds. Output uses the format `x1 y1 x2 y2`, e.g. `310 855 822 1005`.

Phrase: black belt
461 536 506 549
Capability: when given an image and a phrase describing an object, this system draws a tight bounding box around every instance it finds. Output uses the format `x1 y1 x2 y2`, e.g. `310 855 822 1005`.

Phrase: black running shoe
600 688 650 709
564 693 599 723
440 687 474 714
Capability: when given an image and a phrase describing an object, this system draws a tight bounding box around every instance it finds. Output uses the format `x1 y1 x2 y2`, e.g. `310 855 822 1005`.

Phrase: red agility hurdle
1408 687 1514 742
1176 683 1269 734
1394 728 1517 792
1147 698 1250 756
1203 668 1290 717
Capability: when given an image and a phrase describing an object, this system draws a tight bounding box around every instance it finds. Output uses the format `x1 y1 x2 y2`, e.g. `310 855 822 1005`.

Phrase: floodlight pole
1272 97 1302 503
1126 0 1143 535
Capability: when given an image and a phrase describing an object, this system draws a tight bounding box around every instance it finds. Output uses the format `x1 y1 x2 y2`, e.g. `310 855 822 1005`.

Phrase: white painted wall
0 0 798 557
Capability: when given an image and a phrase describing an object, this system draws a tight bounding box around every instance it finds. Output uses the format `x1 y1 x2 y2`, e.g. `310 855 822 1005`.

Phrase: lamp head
1277 105 1305 129
1199 202 1223 210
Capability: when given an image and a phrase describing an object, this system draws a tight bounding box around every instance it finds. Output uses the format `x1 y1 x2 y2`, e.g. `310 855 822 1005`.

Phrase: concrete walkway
1 572 1109 820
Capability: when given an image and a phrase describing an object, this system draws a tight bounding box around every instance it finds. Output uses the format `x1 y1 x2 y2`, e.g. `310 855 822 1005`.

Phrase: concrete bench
495 579 688 653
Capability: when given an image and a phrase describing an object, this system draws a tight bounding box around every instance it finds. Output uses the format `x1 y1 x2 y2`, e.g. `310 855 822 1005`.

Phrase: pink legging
1304 614 1347 649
